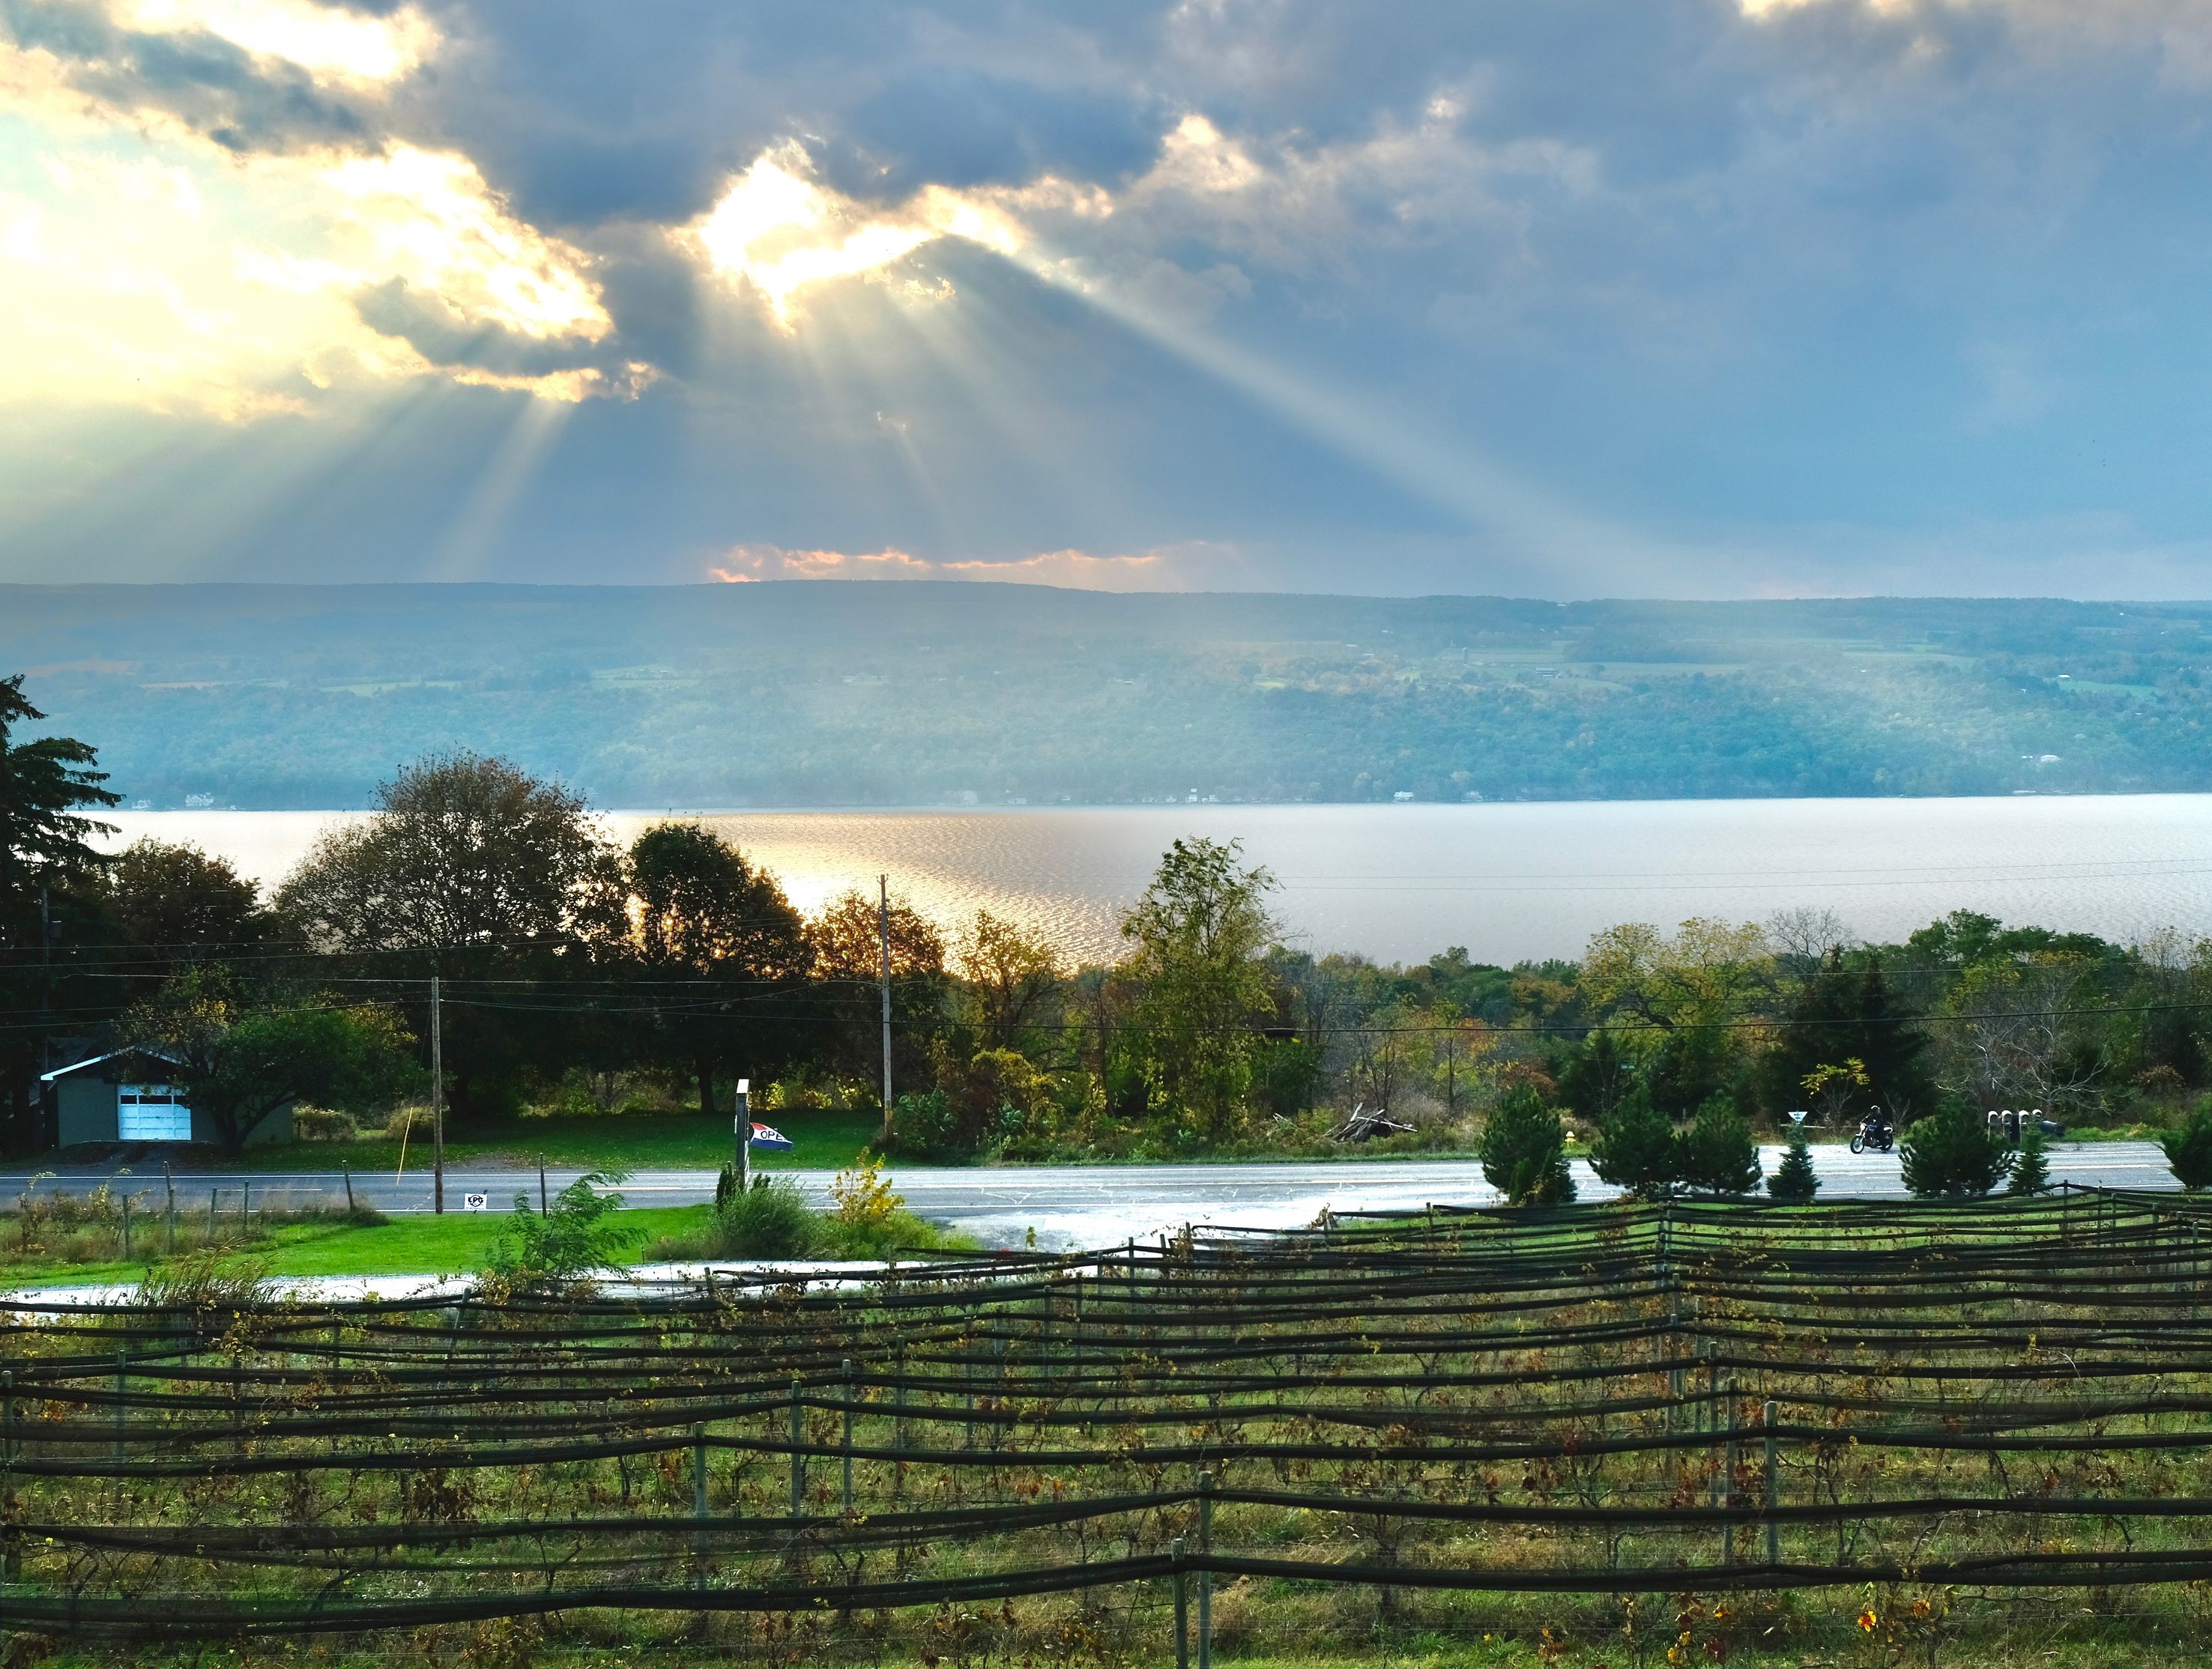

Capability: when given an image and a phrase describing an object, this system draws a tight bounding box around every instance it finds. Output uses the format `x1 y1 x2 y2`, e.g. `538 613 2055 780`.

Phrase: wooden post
342 1163 355 1214
430 974 444 1215
120 1196 131 1265
789 1380 806 1518
114 1350 127 1461
1197 1470 1215 1669
1722 1377 1738 1568
841 1358 855 1513
1171 1536 1190 1669
164 1161 176 1255
1763 1399 1779 1566
692 1422 708 1591
1 1369 16 1581
877 876 894 1146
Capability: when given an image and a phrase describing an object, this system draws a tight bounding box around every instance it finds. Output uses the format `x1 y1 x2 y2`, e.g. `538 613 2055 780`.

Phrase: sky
4 0 2212 599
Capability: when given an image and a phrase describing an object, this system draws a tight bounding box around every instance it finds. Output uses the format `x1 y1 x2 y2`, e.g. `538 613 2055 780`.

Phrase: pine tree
2159 1103 2212 1190
2006 1121 2050 1196
1768 1128 1820 1203
1478 1085 1577 1206
1589 1088 1682 1201
1682 1095 1762 1196
1900 1097 2014 1199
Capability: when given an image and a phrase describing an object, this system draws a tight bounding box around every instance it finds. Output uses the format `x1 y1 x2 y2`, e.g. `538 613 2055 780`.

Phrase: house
37 1048 294 1149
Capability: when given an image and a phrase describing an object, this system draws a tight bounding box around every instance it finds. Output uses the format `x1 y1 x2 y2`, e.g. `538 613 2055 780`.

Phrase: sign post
734 1078 752 1193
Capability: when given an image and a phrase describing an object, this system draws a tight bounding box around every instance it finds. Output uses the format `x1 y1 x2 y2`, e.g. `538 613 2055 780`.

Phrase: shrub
291 1106 357 1142
1478 1085 1575 1206
2160 1102 2212 1190
1590 1090 1681 1201
483 1170 644 1285
709 1175 822 1258
1682 1096 1761 1196
830 1156 901 1230
2007 1122 2052 1196
1767 1128 1819 1204
1900 1099 2014 1200
877 1089 976 1163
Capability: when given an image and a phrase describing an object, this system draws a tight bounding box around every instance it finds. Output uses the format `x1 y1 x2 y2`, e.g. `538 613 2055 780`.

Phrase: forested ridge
4 584 2209 807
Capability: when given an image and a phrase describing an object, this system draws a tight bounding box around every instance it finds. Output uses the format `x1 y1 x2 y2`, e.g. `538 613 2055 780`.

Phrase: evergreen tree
1900 1097 2014 1199
1478 1084 1576 1206
1759 949 1933 1121
1 674 119 1154
2159 1103 2212 1190
1590 1086 1682 1200
1681 1094 1762 1196
2006 1121 2051 1196
1559 1027 1635 1123
1768 1127 1820 1203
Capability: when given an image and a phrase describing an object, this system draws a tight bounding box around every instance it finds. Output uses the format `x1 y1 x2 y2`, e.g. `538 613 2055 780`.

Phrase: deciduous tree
1121 838 1280 1148
275 754 624 1120
626 823 814 1120
128 968 417 1151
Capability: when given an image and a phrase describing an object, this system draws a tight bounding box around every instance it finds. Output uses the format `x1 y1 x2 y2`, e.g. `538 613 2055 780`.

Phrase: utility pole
430 975 444 1215
38 882 54 1073
877 875 894 1147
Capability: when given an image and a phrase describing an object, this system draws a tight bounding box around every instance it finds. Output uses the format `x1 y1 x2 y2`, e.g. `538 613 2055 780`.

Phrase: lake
95 795 2212 965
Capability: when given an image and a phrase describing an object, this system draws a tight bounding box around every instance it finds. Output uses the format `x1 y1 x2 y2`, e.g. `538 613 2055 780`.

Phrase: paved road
0 1142 2179 1250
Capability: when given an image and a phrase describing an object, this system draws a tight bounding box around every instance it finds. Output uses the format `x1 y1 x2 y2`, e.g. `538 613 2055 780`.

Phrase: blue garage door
118 1084 193 1142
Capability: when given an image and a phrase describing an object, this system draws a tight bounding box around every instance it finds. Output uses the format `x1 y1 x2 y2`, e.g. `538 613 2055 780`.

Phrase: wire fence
6 1187 2212 1660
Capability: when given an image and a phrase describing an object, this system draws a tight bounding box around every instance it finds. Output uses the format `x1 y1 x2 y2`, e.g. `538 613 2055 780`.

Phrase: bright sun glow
325 147 612 343
691 143 1027 328
121 0 438 87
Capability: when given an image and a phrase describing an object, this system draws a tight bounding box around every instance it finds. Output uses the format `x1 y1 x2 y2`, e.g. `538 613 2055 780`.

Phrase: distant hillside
3 584 2208 808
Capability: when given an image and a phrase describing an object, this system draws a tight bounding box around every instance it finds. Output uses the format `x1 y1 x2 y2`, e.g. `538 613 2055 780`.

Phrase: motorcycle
1849 1112 1895 1154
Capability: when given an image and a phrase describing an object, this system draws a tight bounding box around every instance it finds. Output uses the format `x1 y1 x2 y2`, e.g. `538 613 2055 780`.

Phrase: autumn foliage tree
1120 838 1280 1148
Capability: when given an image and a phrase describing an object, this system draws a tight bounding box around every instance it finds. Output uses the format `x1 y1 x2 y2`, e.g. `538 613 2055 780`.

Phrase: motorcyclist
1849 1106 1895 1154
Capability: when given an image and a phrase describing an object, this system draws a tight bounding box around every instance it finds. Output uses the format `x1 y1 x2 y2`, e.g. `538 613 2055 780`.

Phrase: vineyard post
1171 1536 1190 1669
114 1350 126 1461
1198 1470 1215 1669
1720 1375 1737 1565
120 1195 131 1264
789 1380 805 1518
892 1336 907 1503
692 1422 708 1592
1 1370 14 1582
841 1358 855 1513
164 1160 175 1254
1762 1399 1778 1566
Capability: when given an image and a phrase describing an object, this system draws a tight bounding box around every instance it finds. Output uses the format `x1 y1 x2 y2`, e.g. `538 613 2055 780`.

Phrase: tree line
9 676 2212 1172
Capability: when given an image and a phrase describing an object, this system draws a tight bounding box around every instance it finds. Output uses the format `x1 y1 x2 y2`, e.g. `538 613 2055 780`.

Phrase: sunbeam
428 394 576 579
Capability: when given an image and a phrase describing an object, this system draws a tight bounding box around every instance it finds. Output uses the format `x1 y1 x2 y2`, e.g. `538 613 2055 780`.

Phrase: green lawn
0 1202 719 1287
108 1109 881 1176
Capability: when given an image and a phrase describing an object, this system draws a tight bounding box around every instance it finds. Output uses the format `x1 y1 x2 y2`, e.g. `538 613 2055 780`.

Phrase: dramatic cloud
118 0 438 87
5 0 2212 594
